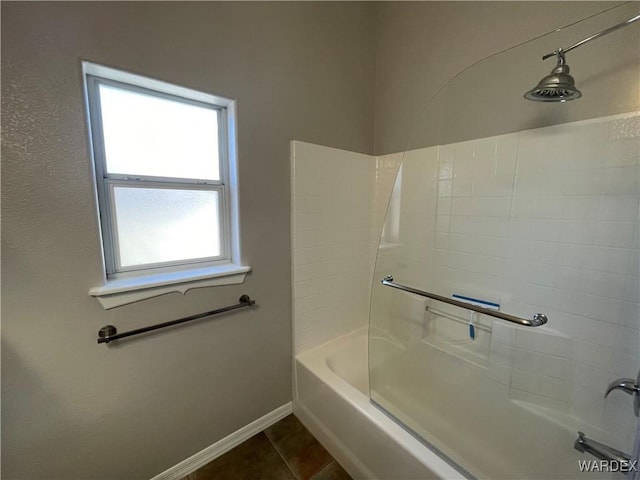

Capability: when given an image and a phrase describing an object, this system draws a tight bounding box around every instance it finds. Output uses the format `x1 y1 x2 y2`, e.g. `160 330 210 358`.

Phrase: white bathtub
294 328 464 480
295 326 603 479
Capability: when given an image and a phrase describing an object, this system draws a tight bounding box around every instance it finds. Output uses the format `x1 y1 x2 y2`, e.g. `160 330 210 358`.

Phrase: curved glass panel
369 3 640 479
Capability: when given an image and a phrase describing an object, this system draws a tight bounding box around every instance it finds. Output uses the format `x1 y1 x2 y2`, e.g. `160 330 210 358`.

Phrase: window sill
89 264 251 309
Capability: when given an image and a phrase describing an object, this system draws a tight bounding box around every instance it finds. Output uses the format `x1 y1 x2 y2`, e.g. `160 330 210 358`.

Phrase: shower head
524 13 640 102
524 50 582 102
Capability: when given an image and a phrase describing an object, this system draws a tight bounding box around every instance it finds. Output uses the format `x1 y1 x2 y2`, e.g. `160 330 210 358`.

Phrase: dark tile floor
184 414 352 480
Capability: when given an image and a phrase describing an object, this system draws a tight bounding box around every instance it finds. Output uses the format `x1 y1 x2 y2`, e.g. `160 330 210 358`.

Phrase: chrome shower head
524 13 640 102
524 50 582 102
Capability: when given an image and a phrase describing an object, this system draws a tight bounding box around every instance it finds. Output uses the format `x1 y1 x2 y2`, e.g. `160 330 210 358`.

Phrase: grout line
264 415 336 480
309 459 336 480
309 461 335 480
264 423 301 480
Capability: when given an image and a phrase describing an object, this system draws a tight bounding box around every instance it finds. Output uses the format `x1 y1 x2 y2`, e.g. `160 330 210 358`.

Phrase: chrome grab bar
381 275 548 327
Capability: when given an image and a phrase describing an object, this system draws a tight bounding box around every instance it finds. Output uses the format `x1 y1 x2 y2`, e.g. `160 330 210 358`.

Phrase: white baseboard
151 402 293 480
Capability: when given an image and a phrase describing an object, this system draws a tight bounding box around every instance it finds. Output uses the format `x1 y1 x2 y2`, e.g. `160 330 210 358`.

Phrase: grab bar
381 276 548 327
97 294 256 344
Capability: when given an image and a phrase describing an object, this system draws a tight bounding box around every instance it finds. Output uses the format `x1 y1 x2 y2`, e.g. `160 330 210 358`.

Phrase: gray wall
1 2 376 478
374 1 640 154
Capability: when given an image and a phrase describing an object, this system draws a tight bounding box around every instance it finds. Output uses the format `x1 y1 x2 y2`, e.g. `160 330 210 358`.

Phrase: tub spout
574 431 631 463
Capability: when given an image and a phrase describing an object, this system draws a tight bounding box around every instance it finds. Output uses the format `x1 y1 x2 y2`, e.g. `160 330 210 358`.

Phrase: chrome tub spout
574 431 631 464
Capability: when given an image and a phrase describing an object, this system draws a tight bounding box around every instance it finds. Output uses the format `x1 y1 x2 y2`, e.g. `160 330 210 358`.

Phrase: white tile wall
497 116 639 439
291 141 401 354
371 112 639 447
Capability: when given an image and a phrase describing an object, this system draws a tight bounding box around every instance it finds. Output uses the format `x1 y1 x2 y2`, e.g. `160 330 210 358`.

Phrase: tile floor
184 414 352 480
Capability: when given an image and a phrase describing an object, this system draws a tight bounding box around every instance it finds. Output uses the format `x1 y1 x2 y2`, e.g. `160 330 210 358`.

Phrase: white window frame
83 62 249 309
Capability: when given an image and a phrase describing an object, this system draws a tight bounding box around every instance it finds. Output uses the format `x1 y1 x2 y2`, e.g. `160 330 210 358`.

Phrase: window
83 62 249 308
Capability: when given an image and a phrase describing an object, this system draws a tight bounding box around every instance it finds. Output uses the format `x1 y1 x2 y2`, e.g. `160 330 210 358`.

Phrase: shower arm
542 13 640 61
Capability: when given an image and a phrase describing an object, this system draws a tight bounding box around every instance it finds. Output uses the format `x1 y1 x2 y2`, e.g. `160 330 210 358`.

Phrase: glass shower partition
368 3 640 479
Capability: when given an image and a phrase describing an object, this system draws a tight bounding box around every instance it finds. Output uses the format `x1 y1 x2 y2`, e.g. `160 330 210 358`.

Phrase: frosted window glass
99 84 220 180
113 187 221 267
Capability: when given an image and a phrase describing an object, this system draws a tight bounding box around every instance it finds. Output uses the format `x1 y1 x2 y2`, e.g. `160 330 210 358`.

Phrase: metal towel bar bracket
381 276 548 327
97 294 256 344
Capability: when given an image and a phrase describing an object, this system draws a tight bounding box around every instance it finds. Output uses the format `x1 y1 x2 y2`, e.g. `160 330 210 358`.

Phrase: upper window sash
86 76 226 184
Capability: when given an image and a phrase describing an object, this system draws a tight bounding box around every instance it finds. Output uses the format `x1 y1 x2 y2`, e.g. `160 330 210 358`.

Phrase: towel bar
97 294 256 344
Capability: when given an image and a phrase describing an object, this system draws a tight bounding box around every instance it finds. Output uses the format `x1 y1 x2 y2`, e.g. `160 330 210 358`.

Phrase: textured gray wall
374 1 640 154
1 2 376 478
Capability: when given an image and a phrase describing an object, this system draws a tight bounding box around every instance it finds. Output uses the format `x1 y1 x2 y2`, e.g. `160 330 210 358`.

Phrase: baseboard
151 402 293 480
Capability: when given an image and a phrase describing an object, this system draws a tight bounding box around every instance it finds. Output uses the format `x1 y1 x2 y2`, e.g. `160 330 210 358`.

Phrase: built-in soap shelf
422 304 492 368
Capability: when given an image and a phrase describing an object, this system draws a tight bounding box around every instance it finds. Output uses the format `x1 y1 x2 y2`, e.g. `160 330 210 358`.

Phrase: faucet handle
604 378 639 397
604 370 640 417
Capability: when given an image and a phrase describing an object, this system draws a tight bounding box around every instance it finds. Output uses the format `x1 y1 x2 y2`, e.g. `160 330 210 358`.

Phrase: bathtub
295 326 602 479
293 328 464 480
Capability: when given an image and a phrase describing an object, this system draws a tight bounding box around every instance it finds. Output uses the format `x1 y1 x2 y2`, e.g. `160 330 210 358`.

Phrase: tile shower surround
291 111 639 449
291 141 401 354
